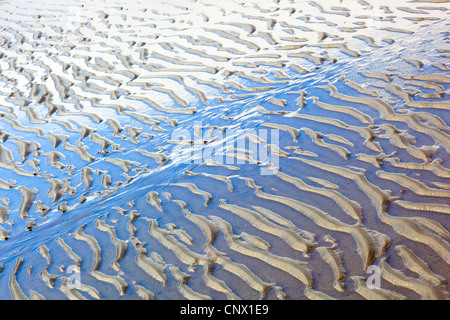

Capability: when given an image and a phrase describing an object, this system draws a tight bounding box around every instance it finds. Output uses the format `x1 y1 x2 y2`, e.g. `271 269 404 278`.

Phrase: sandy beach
0 0 448 300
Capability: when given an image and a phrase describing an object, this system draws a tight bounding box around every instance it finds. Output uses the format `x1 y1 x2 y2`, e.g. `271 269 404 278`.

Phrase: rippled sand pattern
0 0 449 300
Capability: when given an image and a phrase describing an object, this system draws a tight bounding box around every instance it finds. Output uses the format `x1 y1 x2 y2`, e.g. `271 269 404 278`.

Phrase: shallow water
0 0 448 300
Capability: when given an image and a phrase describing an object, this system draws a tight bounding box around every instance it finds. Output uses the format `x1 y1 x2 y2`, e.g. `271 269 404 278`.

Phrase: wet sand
0 0 448 300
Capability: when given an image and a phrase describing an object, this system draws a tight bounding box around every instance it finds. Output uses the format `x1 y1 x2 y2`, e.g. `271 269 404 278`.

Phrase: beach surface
0 0 449 300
